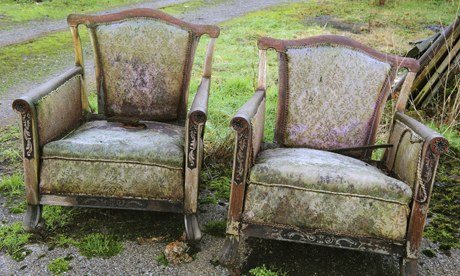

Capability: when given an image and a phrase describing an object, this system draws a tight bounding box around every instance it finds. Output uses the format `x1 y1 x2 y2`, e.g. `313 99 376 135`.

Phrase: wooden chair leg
400 257 418 276
219 234 241 268
23 204 44 232
184 213 202 242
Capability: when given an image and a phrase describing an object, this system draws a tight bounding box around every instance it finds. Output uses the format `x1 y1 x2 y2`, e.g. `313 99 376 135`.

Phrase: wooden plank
415 37 460 106
412 16 460 92
421 50 460 107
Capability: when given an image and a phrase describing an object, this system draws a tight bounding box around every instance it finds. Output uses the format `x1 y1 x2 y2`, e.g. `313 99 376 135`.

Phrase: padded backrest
93 20 193 121
258 36 418 156
68 9 219 122
283 45 391 149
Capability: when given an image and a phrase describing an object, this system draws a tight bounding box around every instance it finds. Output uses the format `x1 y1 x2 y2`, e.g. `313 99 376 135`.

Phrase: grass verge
0 0 145 25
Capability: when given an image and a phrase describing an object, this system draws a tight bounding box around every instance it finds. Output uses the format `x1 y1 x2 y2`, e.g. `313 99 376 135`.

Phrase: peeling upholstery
283 46 391 149
94 19 192 120
40 120 184 200
244 148 412 241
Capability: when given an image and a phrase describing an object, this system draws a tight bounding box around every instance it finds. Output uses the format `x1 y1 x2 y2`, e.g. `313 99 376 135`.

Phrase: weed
0 173 24 198
48 255 72 275
203 220 226 237
249 265 283 276
155 252 169 266
43 206 77 232
6 199 26 214
0 222 32 261
51 234 78 248
77 233 123 258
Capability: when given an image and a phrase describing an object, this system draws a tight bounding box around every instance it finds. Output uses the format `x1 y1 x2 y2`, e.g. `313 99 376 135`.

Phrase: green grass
0 222 32 261
0 30 88 95
155 252 169 266
0 0 145 25
48 256 72 275
249 265 284 276
0 125 21 172
0 173 24 198
76 233 123 258
43 206 77 231
161 0 225 14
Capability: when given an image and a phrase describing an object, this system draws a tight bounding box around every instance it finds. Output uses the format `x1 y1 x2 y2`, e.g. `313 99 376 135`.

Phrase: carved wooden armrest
384 112 448 259
226 89 266 235
384 111 449 203
184 78 210 213
11 66 85 205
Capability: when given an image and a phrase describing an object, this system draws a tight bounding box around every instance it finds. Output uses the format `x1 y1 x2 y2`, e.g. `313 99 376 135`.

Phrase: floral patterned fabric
244 148 412 241
283 46 391 149
40 120 184 200
94 19 192 121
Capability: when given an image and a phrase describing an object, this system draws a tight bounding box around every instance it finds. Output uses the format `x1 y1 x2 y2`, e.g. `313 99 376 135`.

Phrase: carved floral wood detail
234 130 249 185
187 122 198 169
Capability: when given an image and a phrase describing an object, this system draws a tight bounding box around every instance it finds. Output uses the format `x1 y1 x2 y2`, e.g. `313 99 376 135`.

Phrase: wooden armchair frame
13 9 220 241
219 35 449 275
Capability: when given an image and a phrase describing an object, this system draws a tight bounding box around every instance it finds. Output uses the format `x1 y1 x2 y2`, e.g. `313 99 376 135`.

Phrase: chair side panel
280 46 392 150
92 19 193 121
36 75 83 146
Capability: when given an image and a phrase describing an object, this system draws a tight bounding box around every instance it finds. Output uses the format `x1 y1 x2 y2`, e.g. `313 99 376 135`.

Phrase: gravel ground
1 0 459 275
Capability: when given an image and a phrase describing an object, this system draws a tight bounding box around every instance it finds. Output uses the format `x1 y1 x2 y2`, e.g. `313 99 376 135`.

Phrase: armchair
219 35 449 275
12 9 220 241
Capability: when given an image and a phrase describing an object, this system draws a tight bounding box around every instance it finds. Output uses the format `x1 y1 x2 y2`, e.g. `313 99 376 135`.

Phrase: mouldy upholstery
386 119 423 190
94 19 191 120
40 120 184 200
35 75 82 146
244 148 412 241
283 46 391 149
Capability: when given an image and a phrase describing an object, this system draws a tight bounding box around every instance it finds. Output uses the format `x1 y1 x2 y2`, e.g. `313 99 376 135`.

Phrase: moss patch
424 152 460 250
249 265 284 276
77 233 123 259
48 256 72 275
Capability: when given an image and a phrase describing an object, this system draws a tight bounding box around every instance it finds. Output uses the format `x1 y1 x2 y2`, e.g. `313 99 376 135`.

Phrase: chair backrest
68 9 219 122
258 35 418 157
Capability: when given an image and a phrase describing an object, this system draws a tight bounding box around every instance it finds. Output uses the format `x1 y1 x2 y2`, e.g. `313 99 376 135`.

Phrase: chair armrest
385 112 449 259
188 77 210 124
231 89 266 183
12 66 85 147
384 111 449 202
227 89 266 235
184 77 211 214
11 66 84 205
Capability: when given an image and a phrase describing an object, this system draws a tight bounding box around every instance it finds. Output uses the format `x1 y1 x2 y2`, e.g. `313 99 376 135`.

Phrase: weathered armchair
220 35 449 275
12 9 219 241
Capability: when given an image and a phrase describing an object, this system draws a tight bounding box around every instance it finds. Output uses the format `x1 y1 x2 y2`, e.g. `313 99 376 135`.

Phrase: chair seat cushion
243 148 413 241
39 120 184 200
